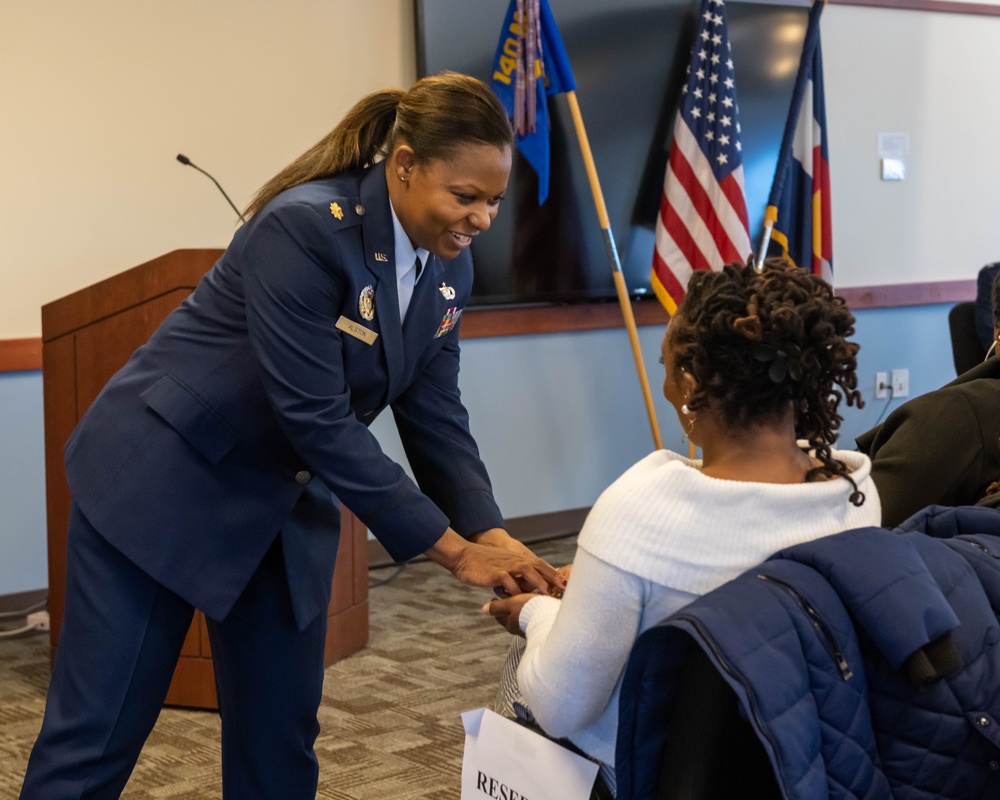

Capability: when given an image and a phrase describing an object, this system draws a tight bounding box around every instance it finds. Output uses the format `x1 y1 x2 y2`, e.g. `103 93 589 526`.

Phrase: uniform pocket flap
140 374 239 465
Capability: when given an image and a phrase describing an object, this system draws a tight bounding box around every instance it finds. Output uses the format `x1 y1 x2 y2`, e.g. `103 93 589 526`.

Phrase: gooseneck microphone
176 153 247 223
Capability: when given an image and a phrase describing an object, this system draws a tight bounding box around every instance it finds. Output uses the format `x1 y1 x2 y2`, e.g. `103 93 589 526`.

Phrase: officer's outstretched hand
425 528 566 597
470 527 533 557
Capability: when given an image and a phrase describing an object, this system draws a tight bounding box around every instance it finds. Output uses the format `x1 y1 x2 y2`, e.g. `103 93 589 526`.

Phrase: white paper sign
460 708 599 800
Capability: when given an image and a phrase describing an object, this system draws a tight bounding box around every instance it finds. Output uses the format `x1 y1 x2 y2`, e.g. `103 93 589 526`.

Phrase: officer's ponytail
245 72 511 220
245 88 403 219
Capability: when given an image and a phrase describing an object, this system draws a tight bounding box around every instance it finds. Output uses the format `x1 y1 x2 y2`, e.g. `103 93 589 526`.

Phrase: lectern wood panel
73 291 189 413
41 249 369 710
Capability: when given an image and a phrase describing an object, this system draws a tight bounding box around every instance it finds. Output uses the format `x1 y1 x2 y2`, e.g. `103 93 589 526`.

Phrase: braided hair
669 257 866 505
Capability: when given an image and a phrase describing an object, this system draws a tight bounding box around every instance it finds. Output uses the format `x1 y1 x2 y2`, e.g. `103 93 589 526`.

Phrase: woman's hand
472 529 574 597
483 593 537 636
424 529 566 597
470 527 533 557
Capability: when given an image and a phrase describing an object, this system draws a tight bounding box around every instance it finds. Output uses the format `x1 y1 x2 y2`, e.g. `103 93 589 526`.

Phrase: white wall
0 0 416 337
824 5 1000 286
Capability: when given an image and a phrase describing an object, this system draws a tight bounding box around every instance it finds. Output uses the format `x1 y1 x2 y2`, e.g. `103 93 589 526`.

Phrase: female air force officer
20 72 563 799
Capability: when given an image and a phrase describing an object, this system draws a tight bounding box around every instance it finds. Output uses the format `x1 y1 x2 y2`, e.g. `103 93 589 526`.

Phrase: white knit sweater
516 448 881 767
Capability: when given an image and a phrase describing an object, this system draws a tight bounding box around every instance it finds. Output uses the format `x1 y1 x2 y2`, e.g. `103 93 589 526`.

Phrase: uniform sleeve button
295 470 312 485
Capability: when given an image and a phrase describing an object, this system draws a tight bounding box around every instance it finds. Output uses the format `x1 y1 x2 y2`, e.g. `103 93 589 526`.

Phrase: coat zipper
756 573 854 681
671 612 791 800
965 538 1000 559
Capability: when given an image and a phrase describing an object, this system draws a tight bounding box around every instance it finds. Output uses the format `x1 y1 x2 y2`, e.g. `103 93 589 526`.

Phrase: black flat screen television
414 0 808 307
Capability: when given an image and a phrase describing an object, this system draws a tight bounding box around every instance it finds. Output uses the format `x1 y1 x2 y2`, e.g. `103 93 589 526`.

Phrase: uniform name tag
336 315 378 345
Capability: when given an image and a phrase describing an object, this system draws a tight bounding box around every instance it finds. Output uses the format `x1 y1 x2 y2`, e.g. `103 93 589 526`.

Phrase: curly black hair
668 257 866 505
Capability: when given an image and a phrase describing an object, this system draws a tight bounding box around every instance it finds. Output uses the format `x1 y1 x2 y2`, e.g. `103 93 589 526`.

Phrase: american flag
651 0 751 315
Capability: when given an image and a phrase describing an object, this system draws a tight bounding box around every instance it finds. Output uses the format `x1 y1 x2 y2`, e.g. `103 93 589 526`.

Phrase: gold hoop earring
986 340 998 362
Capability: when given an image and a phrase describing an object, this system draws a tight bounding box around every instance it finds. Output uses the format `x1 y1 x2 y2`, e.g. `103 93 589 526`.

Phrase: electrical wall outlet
891 368 909 398
875 371 889 399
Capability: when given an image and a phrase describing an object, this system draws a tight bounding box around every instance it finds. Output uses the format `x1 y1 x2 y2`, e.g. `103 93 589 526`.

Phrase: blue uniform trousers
20 504 327 799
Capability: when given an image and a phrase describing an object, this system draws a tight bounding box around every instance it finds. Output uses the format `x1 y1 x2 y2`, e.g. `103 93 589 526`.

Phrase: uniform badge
434 307 463 338
329 202 344 220
374 252 388 262
439 282 456 300
359 286 375 321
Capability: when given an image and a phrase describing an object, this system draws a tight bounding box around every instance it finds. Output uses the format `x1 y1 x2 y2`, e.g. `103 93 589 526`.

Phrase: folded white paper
460 707 599 800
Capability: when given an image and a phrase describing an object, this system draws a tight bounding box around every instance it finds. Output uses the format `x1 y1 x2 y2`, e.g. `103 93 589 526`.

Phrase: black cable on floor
368 563 408 588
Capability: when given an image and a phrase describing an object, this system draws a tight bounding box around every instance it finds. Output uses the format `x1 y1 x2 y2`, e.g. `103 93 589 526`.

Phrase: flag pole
565 90 663 450
756 206 777 269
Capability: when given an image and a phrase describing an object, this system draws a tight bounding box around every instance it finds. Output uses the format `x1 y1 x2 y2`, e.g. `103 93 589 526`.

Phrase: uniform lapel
359 167 405 399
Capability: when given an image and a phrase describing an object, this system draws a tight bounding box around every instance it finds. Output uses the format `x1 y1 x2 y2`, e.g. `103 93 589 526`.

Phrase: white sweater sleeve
516 548 644 740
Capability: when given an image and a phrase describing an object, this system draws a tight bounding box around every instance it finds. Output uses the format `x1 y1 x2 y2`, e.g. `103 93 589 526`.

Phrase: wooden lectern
40 249 369 709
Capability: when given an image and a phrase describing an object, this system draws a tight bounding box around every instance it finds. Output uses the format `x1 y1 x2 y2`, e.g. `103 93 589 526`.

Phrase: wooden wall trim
0 338 43 373
460 299 668 338
835 279 976 310
460 278 978 338
830 0 1000 16
0 278 979 373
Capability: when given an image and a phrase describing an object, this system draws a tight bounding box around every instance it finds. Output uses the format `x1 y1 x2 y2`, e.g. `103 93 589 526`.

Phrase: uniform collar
388 200 428 282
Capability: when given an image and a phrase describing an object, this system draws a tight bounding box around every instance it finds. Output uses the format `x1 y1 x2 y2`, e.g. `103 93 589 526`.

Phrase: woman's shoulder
270 172 365 218
239 172 372 255
831 448 871 477
585 450 701 522
607 449 699 488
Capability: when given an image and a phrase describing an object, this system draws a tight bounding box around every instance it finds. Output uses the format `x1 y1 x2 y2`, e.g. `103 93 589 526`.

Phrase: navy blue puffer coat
616 505 1000 799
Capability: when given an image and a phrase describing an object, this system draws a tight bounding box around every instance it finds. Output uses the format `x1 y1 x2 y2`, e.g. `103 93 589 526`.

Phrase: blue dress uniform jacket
616 506 1000 800
64 164 505 629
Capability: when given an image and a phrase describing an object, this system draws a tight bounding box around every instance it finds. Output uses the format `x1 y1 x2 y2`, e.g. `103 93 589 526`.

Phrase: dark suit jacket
65 165 504 628
856 358 1000 528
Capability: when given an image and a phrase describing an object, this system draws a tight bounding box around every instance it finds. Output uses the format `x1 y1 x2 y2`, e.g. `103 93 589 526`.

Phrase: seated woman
857 266 1000 527
484 258 881 795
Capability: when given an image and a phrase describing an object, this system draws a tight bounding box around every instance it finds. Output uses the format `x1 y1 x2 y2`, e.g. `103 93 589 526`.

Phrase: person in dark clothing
858 266 1000 527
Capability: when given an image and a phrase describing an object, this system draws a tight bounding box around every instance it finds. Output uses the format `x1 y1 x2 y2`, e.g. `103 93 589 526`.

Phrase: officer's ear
390 145 417 184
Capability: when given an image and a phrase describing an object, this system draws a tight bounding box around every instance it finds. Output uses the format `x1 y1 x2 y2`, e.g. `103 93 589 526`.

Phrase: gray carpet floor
0 535 578 799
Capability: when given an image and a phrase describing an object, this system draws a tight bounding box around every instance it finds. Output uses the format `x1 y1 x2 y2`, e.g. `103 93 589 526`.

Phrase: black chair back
949 301 987 375
657 644 781 800
616 629 782 800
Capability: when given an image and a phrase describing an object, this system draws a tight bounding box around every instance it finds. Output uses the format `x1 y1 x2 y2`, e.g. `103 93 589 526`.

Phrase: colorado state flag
763 0 831 282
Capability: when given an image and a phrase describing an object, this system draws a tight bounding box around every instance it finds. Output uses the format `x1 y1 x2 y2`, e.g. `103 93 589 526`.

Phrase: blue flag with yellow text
490 0 576 204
